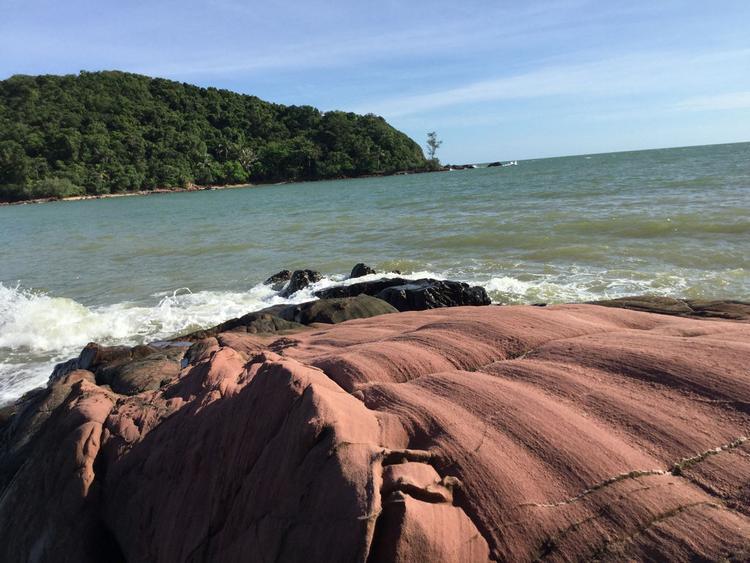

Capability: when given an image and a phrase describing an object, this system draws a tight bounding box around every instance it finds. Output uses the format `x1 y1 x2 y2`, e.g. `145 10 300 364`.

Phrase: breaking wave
0 265 745 404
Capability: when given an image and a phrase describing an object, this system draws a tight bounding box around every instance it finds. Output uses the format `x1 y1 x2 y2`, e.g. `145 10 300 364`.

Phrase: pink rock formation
2 304 749 561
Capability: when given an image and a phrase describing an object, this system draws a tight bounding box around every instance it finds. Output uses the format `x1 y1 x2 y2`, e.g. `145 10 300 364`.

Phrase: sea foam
0 265 725 404
0 271 443 403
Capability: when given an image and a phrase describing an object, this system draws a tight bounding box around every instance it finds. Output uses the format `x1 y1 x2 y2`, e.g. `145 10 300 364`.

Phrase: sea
1 142 748 404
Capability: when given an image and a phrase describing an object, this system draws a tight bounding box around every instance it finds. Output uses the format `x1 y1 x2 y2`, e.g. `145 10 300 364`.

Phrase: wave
0 272 439 403
0 266 744 404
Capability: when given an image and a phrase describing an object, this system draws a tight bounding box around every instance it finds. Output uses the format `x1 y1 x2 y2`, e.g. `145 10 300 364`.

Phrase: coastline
0 182 257 206
0 167 449 207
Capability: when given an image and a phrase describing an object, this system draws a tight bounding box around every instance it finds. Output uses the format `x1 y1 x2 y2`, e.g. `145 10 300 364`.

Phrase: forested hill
0 71 427 201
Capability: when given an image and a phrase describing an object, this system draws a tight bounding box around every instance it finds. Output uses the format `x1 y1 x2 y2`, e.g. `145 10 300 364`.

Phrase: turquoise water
1 142 749 402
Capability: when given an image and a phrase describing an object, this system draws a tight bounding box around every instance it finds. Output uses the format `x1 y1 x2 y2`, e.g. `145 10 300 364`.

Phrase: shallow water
1 141 748 402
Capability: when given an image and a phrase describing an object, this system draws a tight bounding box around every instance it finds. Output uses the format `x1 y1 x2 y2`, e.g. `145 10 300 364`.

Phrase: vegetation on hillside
0 71 427 201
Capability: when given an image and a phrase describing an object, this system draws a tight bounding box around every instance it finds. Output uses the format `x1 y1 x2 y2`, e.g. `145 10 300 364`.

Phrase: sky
1 0 749 162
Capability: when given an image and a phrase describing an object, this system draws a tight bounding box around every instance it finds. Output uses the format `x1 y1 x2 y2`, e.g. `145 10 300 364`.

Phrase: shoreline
0 182 262 207
0 167 448 207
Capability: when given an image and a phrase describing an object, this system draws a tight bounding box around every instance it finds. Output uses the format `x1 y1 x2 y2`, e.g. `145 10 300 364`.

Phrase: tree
0 71 428 201
425 131 442 162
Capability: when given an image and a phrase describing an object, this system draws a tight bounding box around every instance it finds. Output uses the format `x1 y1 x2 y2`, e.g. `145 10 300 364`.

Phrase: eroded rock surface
2 304 750 562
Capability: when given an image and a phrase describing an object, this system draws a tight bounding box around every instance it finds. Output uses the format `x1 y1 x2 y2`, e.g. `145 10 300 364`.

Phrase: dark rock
375 280 491 311
316 277 491 312
179 310 305 341
96 355 181 395
684 299 750 320
487 161 502 167
592 296 750 321
315 277 411 299
50 343 187 397
275 295 397 325
350 263 376 279
50 343 155 384
49 357 81 383
183 338 219 366
178 295 395 340
279 269 322 297
263 269 292 290
78 343 135 372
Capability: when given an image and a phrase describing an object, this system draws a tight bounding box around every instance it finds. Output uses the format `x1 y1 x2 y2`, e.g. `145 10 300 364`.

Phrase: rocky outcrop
263 269 292 290
376 279 491 311
279 269 322 297
350 263 376 278
51 343 186 396
180 295 397 341
274 294 397 324
180 311 305 341
0 379 117 562
316 277 410 300
316 277 491 311
2 304 750 561
592 295 750 321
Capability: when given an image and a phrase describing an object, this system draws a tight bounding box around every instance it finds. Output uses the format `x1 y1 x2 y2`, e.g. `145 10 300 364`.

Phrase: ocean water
1 142 749 403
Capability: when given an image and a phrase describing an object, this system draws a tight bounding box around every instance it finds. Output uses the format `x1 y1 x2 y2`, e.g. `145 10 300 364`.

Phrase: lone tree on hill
426 131 442 163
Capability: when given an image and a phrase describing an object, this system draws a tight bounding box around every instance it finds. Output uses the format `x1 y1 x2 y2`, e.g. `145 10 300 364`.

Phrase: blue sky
2 0 749 161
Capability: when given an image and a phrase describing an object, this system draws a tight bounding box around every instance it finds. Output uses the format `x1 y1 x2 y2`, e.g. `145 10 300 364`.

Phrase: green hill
0 71 427 202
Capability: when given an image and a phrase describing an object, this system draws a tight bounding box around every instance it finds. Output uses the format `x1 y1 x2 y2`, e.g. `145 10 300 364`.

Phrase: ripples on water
1 142 748 402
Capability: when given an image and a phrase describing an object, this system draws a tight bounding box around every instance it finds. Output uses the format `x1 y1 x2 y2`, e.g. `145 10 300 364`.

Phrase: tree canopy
0 71 427 201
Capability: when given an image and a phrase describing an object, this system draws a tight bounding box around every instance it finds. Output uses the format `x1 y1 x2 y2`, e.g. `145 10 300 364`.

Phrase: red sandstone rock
1 304 750 562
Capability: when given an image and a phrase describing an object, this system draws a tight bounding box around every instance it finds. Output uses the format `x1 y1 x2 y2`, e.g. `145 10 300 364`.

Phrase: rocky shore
1 265 749 562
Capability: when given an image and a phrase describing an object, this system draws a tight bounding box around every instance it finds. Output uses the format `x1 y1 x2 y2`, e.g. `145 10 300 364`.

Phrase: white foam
0 267 704 404
481 270 693 305
0 270 446 403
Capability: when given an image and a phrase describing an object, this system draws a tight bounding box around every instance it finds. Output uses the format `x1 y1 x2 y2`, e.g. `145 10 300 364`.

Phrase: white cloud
353 49 750 118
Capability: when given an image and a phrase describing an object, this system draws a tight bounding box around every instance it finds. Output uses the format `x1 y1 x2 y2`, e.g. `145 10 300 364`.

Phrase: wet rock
263 269 292 290
685 299 750 320
50 343 186 397
592 296 750 321
316 277 412 299
376 280 491 311
315 277 490 312
49 343 134 383
78 343 138 372
350 263 376 278
275 295 397 324
487 161 502 167
279 269 322 297
179 311 305 341
318 277 491 311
